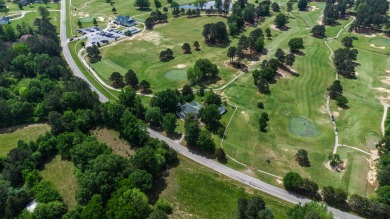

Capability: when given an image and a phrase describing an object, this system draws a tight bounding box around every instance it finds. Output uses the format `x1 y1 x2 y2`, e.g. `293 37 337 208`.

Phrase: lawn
10 11 61 33
6 2 60 13
40 156 78 209
0 124 50 157
91 16 238 91
158 155 292 219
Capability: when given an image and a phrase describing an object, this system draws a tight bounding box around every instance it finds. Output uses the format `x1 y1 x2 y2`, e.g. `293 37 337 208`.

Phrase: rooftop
0 17 10 25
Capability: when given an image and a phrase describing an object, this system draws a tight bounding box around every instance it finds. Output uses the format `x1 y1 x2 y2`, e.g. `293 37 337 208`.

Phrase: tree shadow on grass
279 64 300 77
148 172 169 205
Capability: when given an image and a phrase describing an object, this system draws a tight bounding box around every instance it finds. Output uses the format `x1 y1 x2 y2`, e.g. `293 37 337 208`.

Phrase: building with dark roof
20 0 29 6
113 16 136 27
0 17 10 25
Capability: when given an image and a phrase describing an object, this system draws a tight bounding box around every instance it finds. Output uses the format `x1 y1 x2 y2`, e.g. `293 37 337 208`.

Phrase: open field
40 155 78 209
91 16 238 91
6 2 60 13
159 155 292 218
10 11 61 33
91 127 135 157
0 124 50 157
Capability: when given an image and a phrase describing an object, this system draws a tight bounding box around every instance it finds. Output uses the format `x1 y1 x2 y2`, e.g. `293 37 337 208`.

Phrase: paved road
60 0 108 102
59 1 360 218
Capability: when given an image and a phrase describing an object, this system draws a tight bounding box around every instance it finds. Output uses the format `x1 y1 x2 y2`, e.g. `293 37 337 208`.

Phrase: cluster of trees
258 112 269 132
108 69 149 91
297 0 308 11
237 196 274 218
288 202 333 219
185 116 216 154
355 0 389 29
288 37 304 52
322 0 354 25
86 44 101 63
295 149 310 167
227 28 265 67
187 58 219 84
333 47 358 78
145 10 168 30
202 22 229 45
134 0 151 10
159 48 174 62
283 171 390 218
328 80 348 108
252 58 279 94
274 13 287 28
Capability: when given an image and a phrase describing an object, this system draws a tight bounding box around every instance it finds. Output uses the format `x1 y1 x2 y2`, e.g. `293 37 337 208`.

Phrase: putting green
370 38 390 46
288 116 320 137
164 69 187 81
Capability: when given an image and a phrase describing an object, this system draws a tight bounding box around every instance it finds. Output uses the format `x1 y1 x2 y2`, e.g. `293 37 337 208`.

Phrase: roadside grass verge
11 11 61 33
40 155 78 209
0 124 50 157
158 155 292 219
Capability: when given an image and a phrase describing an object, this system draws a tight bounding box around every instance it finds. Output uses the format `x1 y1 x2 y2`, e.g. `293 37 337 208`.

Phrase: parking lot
74 26 142 47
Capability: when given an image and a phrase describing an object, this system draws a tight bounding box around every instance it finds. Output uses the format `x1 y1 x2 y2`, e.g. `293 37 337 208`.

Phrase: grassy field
91 16 238 91
6 2 60 13
0 124 50 157
159 155 292 219
10 11 61 33
91 127 135 157
40 155 78 209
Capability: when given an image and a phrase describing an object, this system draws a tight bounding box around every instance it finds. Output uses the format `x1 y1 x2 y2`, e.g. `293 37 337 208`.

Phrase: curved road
59 0 360 218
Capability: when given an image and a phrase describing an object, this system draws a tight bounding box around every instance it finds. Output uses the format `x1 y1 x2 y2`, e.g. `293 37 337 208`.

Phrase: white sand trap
78 12 90 18
370 44 385 49
176 64 187 68
381 79 390 85
270 24 282 31
97 16 105 22
241 111 249 121
364 34 376 38
386 70 390 73
332 111 340 118
317 14 323 25
375 87 390 94
309 6 319 11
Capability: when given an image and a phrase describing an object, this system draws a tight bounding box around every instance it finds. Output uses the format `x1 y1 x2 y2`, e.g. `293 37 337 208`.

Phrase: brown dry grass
91 127 135 157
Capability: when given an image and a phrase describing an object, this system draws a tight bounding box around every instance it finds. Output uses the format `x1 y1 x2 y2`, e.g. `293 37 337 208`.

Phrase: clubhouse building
113 16 136 27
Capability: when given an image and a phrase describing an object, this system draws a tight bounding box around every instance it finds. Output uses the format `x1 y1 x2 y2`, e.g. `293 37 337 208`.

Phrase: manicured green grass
288 116 320 137
68 40 120 101
0 124 50 157
10 11 61 33
40 155 78 209
7 2 60 13
92 16 238 91
159 155 292 219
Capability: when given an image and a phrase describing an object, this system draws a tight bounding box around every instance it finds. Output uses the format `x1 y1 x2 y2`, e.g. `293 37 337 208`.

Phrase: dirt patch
270 24 282 31
241 111 249 121
141 31 163 45
176 64 187 68
309 6 320 11
317 14 323 25
385 70 390 73
281 148 289 152
319 104 328 114
276 68 291 78
243 168 256 177
78 12 89 18
276 179 283 185
365 156 379 189
92 128 134 157
332 111 340 118
370 44 385 49
375 87 390 94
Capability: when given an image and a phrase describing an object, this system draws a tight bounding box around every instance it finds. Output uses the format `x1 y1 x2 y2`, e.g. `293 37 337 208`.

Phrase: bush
155 199 172 214
257 102 264 109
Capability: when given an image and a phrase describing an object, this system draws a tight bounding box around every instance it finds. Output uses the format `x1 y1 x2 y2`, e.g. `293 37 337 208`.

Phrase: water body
179 1 232 10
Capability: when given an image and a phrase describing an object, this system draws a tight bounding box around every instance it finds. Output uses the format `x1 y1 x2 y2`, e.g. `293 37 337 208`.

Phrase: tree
119 110 148 147
106 188 151 219
33 181 62 203
187 59 219 84
275 48 285 63
295 149 310 167
311 25 326 38
265 28 271 38
227 46 236 64
328 80 343 99
38 6 50 19
185 121 200 147
285 53 295 66
288 202 333 219
148 210 168 219
341 36 353 47
154 0 162 8
274 13 287 28
182 43 191 54
328 153 343 169
78 20 82 27
215 0 223 11
162 113 177 134
322 186 348 207
150 89 179 114
155 199 172 214
32 201 68 219
257 102 264 109
377 186 390 205
86 45 101 63
145 17 154 30
139 80 151 93
199 104 221 130
163 6 168 13
193 41 200 51
125 69 139 88
197 130 216 153
288 38 304 52
202 22 229 44
93 18 98 26
283 172 303 192
204 91 221 106
159 48 174 62
81 194 104 219
297 0 308 11
146 107 163 126
271 2 280 12
259 112 269 132
215 148 226 162
135 0 151 10
335 95 348 107
112 7 117 13
287 2 293 12
109 72 125 88
181 84 194 102
129 169 153 192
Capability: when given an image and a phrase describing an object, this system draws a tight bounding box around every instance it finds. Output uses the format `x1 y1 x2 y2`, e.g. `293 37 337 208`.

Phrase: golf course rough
288 116 320 137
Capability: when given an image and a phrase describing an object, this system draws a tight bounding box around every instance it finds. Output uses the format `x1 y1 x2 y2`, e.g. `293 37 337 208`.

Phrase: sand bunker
364 34 376 38
332 111 340 118
370 44 385 49
309 6 319 11
176 64 187 68
241 111 249 121
78 12 89 18
97 16 105 22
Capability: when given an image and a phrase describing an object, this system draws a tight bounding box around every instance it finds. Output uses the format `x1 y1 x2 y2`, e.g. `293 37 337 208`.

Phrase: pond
179 1 232 10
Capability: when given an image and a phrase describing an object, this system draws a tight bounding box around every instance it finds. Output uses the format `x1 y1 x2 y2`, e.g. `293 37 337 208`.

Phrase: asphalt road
59 1 361 217
60 0 108 102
